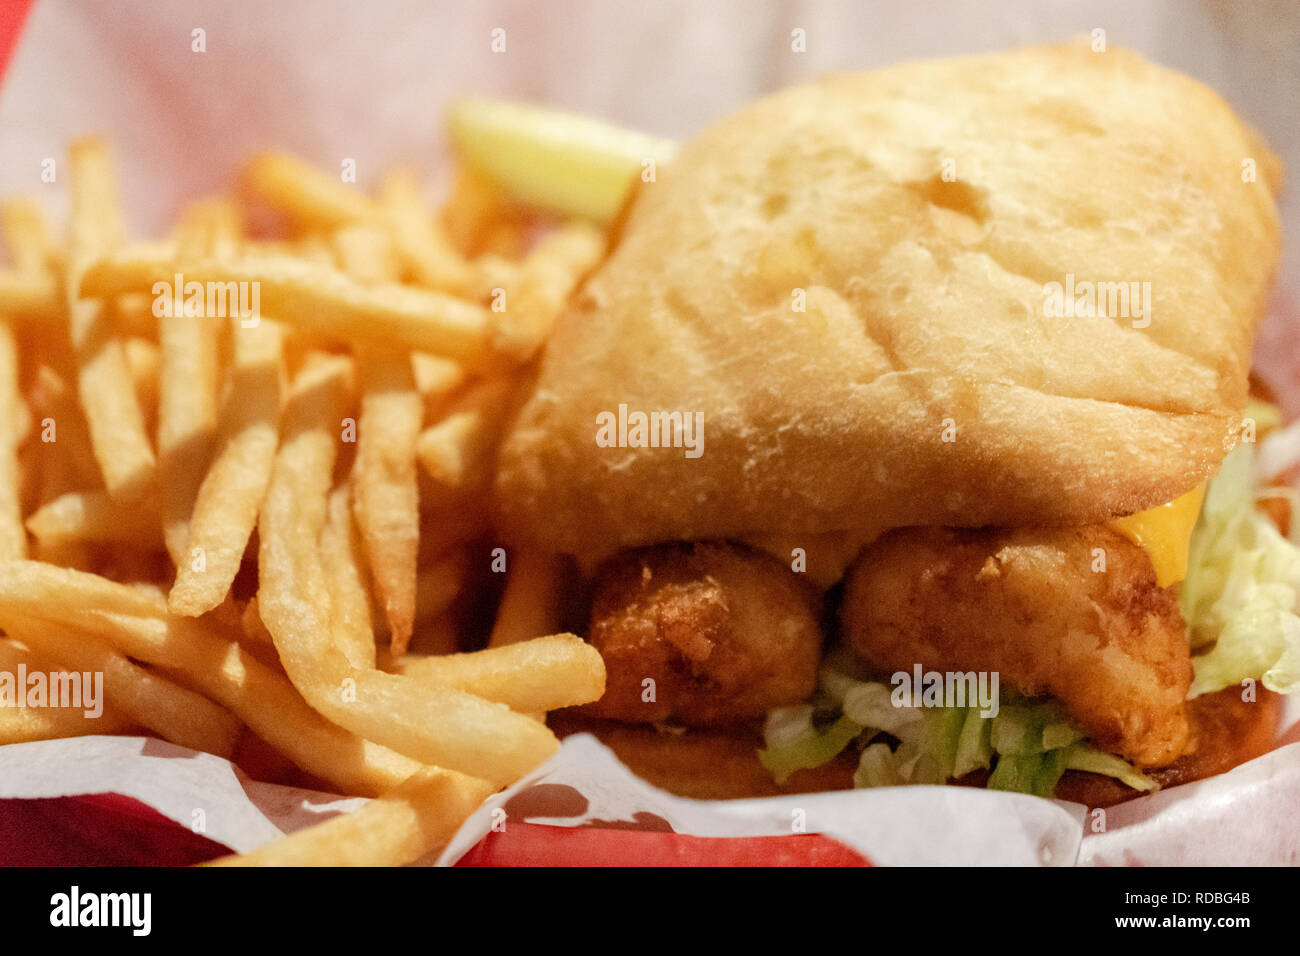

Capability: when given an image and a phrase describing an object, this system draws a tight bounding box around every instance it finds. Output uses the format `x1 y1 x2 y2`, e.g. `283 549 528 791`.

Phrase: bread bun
496 41 1281 556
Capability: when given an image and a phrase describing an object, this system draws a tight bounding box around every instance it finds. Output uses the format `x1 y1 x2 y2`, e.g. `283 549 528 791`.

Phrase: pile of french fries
0 101 645 865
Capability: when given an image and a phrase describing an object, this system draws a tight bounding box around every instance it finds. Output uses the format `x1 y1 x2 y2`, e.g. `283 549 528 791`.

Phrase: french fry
0 270 60 322
168 320 283 616
441 164 515 256
0 308 25 562
379 168 476 295
65 138 156 501
488 549 568 648
26 489 163 548
0 640 135 744
0 559 170 619
204 766 493 867
478 220 531 260
123 336 160 437
471 252 519 302
493 221 605 360
321 484 376 669
0 560 423 796
2 197 57 273
80 249 497 367
26 365 102 492
354 348 421 654
1 200 57 560
244 152 377 230
390 633 604 713
158 201 236 565
257 353 557 786
331 223 401 284
416 377 514 495
5 618 242 758
414 549 468 625
81 251 496 369
334 211 418 652
410 351 468 419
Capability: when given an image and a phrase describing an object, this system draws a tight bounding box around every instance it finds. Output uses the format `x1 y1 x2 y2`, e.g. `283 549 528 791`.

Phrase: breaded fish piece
582 542 822 727
841 526 1193 767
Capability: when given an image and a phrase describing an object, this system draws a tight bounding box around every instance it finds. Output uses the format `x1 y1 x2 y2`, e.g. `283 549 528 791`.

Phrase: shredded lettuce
1181 443 1300 696
759 654 1156 797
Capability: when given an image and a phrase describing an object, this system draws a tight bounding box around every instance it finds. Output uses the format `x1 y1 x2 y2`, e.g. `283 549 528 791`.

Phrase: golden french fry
478 220 531 260
380 168 476 295
80 248 497 368
0 560 422 796
66 139 156 501
6 618 242 758
2 197 57 273
257 353 557 786
488 549 568 648
332 223 401 284
493 221 605 360
0 270 60 321
354 349 421 654
471 253 520 302
26 489 163 548
0 639 135 743
205 766 493 867
244 152 377 230
441 165 517 257
416 377 514 495
410 352 468 421
26 365 102 492
321 484 376 669
123 336 159 437
414 549 468 625
168 320 283 616
391 633 604 713
158 202 236 565
0 317 24 559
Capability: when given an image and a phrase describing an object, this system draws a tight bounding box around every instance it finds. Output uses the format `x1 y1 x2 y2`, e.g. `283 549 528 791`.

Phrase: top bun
496 41 1281 557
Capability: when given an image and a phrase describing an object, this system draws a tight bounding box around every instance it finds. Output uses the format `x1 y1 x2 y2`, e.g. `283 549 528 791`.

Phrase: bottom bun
547 712 855 800
1052 685 1283 808
549 686 1283 805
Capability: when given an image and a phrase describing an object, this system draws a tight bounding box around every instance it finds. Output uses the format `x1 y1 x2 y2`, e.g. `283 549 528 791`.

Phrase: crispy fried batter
841 526 1194 767
581 542 823 727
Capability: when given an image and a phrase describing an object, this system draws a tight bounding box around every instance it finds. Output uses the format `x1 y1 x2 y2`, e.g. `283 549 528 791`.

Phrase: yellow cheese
1108 485 1206 588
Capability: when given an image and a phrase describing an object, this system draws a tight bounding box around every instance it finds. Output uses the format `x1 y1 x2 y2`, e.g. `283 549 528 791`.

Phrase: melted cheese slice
1109 485 1206 587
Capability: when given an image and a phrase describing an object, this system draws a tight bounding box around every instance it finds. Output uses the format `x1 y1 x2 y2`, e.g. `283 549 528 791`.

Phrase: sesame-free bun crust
496 41 1281 556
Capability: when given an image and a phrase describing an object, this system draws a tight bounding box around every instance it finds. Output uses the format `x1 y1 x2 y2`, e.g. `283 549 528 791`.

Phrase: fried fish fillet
841 525 1194 767
581 542 823 727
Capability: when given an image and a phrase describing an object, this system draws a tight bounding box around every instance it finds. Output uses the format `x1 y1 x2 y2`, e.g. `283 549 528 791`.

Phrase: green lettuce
758 652 1156 798
1181 443 1300 695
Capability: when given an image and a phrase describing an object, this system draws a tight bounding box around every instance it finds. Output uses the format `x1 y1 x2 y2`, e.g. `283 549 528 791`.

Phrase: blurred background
1 0 1297 391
